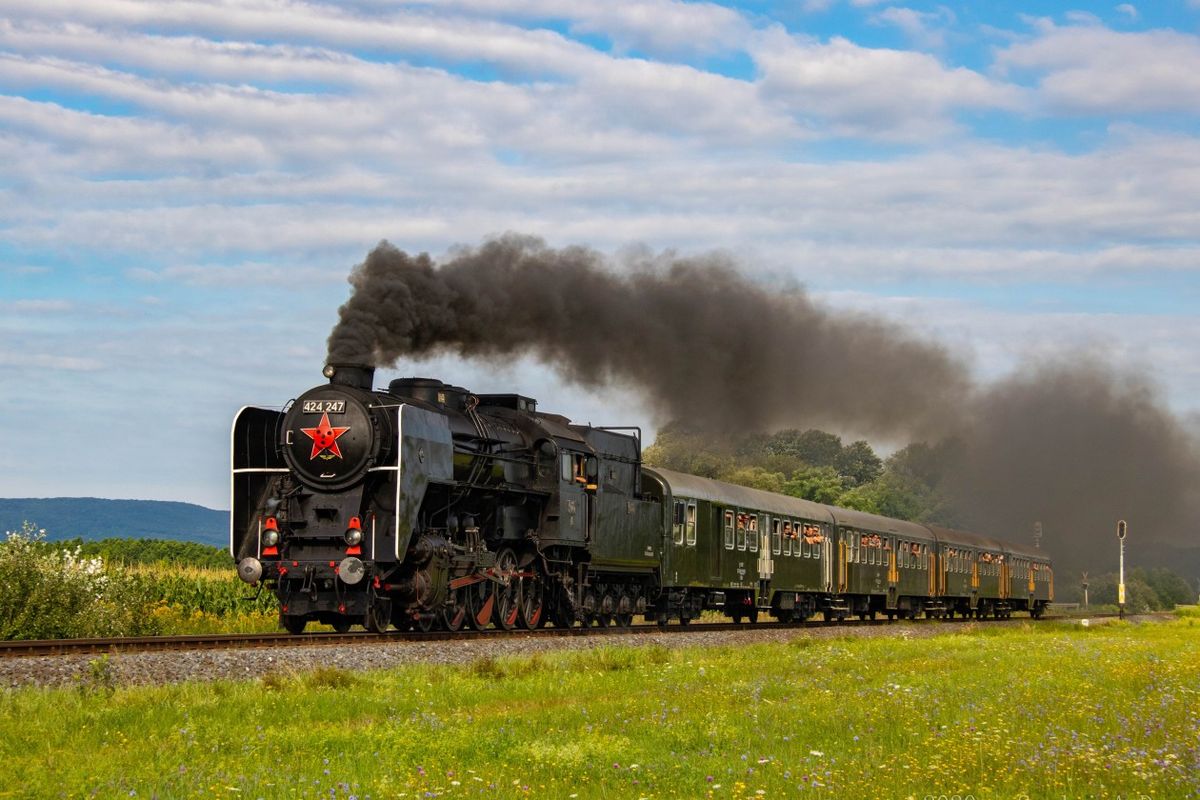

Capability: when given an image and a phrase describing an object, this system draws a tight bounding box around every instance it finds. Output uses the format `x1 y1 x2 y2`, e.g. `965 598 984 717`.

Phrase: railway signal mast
1117 520 1127 620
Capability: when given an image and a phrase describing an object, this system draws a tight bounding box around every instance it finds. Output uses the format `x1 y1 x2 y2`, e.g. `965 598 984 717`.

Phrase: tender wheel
493 548 521 631
441 590 469 632
615 592 634 628
331 619 352 634
467 575 495 631
281 614 307 635
747 608 759 625
596 592 615 628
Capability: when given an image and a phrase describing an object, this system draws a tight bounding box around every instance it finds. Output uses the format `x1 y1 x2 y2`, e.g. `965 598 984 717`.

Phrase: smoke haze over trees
328 236 1200 575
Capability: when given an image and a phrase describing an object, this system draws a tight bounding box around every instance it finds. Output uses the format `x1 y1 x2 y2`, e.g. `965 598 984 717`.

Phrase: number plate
302 400 346 414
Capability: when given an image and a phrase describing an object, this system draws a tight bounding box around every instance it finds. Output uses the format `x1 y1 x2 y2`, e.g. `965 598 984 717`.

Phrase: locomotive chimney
323 363 375 391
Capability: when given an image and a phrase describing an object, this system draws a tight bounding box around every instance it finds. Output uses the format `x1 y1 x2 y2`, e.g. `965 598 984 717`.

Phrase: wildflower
810 750 824 757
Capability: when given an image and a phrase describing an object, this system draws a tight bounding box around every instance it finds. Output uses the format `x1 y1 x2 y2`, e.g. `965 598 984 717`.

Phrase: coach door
823 530 835 592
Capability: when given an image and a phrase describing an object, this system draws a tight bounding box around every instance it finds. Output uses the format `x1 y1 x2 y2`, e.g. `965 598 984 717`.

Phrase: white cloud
871 7 956 50
1 1 1198 505
752 29 1026 139
996 20 1200 114
1116 4 1138 20
0 351 103 371
403 0 753 57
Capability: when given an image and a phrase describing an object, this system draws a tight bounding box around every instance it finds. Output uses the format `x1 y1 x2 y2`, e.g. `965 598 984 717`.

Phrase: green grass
2 620 1198 799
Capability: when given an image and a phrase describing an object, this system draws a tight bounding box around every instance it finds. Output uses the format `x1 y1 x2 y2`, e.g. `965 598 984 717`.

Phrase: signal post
1117 520 1127 620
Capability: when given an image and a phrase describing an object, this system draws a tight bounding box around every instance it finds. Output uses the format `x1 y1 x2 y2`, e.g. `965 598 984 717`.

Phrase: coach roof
646 467 835 524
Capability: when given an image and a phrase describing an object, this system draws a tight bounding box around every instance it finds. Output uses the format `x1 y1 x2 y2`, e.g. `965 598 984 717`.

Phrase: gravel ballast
0 616 1145 690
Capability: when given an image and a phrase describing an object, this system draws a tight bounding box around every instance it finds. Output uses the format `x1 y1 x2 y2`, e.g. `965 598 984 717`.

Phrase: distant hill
0 498 228 549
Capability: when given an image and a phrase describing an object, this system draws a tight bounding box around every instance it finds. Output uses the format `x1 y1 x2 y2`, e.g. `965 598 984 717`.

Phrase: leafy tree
836 472 926 519
836 440 883 486
1087 572 1162 613
54 537 231 568
1132 567 1195 607
766 429 843 468
781 467 845 505
643 422 735 477
722 467 787 495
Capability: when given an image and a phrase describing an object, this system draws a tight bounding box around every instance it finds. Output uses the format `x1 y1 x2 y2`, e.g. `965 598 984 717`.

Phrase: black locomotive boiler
231 365 1052 633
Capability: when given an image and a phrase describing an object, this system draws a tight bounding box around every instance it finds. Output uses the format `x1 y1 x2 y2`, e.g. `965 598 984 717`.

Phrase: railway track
0 613 1111 659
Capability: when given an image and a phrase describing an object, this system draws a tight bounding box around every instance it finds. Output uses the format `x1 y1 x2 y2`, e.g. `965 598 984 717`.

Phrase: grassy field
2 617 1198 799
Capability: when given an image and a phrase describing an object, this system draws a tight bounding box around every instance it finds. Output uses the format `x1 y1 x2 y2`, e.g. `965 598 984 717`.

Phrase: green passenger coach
644 467 837 624
639 468 1052 626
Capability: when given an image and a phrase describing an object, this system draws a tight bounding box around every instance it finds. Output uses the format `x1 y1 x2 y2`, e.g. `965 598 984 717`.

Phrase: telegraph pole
1117 520 1127 620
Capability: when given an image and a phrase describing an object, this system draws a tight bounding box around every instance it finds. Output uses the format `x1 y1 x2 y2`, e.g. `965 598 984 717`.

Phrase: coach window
736 513 747 551
772 518 782 555
724 510 735 550
673 501 685 545
748 515 759 552
813 526 822 559
686 503 697 546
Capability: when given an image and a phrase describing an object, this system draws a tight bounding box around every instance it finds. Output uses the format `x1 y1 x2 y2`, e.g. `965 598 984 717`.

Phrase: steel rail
0 613 1117 659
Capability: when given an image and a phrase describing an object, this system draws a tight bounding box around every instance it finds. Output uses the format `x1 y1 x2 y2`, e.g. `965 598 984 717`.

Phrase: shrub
0 522 160 639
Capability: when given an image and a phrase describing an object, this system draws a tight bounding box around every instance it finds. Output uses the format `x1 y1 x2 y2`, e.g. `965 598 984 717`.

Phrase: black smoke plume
328 236 971 438
329 236 1200 573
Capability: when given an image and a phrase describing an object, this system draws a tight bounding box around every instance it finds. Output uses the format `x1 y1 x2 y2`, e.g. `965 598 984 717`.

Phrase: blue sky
2 0 1199 509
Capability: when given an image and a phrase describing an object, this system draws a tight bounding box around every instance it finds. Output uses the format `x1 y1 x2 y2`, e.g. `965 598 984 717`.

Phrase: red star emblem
300 412 351 460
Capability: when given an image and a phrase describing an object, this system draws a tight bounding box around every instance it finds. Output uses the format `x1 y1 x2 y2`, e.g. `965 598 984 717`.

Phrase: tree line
643 421 960 523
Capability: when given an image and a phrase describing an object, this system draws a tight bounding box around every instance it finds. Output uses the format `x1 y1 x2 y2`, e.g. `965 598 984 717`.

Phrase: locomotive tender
232 365 1052 633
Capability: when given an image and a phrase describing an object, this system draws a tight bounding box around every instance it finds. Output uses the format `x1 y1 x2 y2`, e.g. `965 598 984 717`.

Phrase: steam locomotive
231 365 1052 633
